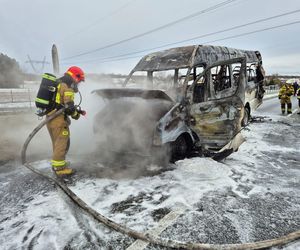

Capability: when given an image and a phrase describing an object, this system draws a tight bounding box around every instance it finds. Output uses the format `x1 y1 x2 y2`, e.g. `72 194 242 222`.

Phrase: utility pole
52 44 60 75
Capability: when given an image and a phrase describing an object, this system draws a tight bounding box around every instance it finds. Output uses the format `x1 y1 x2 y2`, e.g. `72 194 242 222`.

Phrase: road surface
255 95 299 115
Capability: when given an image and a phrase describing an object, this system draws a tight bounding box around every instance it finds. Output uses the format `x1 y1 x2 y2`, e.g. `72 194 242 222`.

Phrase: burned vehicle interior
93 45 264 162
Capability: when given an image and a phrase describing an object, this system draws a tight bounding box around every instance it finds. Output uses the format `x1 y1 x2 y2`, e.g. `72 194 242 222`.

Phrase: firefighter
293 81 298 96
47 66 85 176
297 87 300 114
278 81 294 114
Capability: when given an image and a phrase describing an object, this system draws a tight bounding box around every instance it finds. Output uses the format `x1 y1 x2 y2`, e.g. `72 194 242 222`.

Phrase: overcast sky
1 0 300 75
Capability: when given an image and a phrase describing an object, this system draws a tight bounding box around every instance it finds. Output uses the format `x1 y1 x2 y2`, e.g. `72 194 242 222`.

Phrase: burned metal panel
187 57 247 149
92 88 173 102
133 46 196 71
132 45 260 73
153 103 193 145
189 97 243 147
194 45 259 68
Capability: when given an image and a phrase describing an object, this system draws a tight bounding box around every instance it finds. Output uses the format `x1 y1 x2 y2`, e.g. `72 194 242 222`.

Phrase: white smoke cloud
68 77 172 176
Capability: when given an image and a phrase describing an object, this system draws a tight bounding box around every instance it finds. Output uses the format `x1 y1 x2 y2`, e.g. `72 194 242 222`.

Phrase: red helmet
66 66 85 83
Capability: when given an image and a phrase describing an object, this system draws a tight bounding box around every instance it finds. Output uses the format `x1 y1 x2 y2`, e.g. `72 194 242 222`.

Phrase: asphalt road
255 95 299 115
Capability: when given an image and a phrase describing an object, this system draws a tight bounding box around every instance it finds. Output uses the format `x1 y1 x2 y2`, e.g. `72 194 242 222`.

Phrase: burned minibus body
93 45 264 161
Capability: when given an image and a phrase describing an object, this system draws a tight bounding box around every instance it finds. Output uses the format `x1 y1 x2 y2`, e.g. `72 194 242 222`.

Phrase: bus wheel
171 135 190 161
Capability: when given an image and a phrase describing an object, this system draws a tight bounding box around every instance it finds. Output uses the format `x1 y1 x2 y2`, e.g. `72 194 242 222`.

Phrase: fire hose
21 109 300 249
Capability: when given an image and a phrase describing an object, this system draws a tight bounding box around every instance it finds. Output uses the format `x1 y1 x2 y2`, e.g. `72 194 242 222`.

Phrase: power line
61 55 140 66
65 19 300 66
64 9 300 65
205 20 300 44
62 0 238 60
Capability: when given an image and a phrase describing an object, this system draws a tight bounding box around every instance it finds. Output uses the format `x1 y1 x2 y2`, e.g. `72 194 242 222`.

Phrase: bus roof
132 45 260 72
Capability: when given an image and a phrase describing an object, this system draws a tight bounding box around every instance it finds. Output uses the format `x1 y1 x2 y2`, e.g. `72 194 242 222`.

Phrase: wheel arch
245 102 251 114
241 102 251 127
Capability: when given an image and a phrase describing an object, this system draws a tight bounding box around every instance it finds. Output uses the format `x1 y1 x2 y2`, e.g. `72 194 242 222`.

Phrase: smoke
0 75 172 179
0 112 51 163
69 79 109 156
0 53 24 88
68 77 172 178
92 98 171 157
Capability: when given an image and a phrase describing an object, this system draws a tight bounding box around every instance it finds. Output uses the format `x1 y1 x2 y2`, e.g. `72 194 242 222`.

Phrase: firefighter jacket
278 84 294 101
47 82 79 119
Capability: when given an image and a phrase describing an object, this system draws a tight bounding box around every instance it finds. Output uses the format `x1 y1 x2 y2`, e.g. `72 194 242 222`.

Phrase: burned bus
93 45 265 161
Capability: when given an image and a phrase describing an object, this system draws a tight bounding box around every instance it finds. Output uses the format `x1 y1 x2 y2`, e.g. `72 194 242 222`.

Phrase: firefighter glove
71 110 80 120
75 106 86 116
65 103 76 115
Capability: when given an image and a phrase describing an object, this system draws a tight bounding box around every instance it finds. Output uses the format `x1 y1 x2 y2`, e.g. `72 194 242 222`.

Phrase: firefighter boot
52 164 74 176
281 103 285 114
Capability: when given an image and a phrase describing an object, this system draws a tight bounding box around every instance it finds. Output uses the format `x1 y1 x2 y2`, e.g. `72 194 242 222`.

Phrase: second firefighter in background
297 87 300 114
278 81 294 114
47 66 85 176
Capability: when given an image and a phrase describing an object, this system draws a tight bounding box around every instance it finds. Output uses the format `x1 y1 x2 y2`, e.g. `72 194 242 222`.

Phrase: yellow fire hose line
21 110 300 250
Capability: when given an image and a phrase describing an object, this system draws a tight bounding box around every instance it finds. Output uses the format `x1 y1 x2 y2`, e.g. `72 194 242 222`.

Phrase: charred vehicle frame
93 45 265 161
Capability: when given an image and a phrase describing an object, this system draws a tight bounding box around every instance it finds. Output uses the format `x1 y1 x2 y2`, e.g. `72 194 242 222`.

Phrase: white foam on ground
1 105 299 249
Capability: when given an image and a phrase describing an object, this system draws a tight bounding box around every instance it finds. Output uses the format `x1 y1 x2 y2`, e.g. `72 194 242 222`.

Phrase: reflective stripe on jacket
55 82 75 106
278 84 294 99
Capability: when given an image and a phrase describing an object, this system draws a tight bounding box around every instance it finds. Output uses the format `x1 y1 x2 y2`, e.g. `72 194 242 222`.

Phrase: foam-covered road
0 100 299 249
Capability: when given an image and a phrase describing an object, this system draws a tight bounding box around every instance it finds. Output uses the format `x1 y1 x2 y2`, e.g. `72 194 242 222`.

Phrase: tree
0 53 24 88
266 74 281 86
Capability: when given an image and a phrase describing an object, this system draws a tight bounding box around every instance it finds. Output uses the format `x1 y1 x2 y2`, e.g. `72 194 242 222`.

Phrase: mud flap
212 133 245 161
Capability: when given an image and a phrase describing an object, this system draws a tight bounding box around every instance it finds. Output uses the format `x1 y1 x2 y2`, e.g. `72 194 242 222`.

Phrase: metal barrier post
28 89 32 108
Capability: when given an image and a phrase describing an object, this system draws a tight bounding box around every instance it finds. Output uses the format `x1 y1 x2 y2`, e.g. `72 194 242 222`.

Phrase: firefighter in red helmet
47 66 86 176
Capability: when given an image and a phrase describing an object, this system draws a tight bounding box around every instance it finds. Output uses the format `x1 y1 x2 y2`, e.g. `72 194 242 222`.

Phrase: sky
1 0 300 75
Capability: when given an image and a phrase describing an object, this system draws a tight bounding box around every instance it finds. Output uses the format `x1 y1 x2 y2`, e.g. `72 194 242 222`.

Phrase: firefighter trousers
46 114 70 168
280 97 292 114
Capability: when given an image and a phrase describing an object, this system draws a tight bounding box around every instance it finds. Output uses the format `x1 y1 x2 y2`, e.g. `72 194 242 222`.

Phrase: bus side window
212 65 231 93
208 62 240 100
247 63 257 82
193 76 206 103
232 65 240 85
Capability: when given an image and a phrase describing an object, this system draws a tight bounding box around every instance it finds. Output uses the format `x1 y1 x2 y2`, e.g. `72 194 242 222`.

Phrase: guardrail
265 88 279 94
0 88 35 104
0 89 36 114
